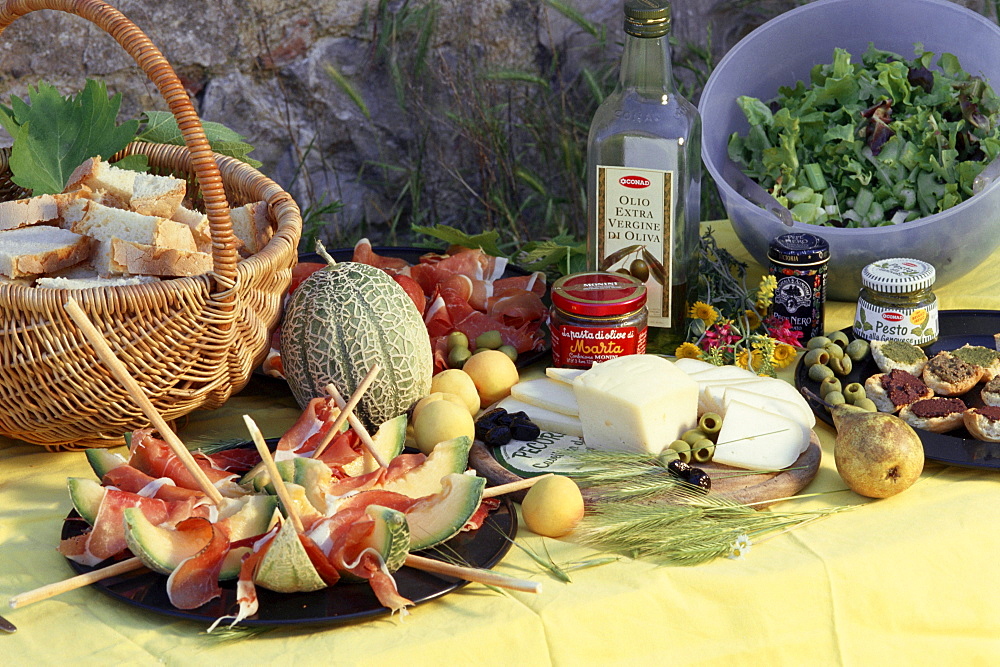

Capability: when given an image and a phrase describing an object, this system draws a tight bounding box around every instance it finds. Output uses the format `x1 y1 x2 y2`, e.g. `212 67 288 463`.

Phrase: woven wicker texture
0 0 301 450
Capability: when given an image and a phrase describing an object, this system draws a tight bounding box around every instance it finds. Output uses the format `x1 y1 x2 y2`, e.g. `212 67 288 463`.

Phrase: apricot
430 369 481 415
521 475 585 538
412 399 475 454
461 349 520 409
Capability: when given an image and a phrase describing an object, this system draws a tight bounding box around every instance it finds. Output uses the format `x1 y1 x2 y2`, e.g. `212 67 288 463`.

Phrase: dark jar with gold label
767 232 830 341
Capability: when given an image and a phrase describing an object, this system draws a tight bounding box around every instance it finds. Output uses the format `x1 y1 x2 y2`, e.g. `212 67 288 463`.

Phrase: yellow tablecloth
3 221 1000 665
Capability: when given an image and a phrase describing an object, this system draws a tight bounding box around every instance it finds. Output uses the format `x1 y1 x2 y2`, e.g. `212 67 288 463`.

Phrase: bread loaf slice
110 240 212 277
229 201 272 255
63 199 197 276
0 226 92 278
171 205 213 253
35 274 160 289
65 156 186 217
0 190 90 231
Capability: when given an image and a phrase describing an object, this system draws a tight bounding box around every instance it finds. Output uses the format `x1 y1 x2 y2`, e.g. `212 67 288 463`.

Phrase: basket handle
0 0 239 281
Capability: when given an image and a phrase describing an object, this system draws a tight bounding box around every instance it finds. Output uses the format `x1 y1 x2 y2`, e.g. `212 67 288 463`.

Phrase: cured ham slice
486 289 546 330
494 271 546 297
352 238 410 273
59 489 177 566
165 518 230 610
275 397 363 467
128 429 239 494
102 465 205 503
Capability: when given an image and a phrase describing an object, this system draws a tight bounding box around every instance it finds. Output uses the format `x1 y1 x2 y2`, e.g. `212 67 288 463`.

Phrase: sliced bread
0 190 90 231
171 205 213 253
131 172 187 217
63 199 197 276
65 156 136 203
229 201 272 255
65 156 186 217
0 226 92 278
110 240 212 277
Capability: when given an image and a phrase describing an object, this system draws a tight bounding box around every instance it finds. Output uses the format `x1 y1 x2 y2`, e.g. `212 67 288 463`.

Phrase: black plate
795 309 1000 469
62 489 517 627
297 246 550 369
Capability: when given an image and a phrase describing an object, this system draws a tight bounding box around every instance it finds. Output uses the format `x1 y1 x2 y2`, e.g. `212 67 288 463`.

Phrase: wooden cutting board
470 431 822 510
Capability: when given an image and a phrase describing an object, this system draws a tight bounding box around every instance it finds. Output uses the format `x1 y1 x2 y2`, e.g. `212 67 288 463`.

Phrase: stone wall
0 0 995 242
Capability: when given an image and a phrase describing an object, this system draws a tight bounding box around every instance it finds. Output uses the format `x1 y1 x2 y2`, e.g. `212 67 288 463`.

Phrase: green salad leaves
0 79 260 195
727 44 1000 227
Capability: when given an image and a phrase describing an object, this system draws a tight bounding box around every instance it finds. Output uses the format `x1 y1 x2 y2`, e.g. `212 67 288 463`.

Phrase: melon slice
406 472 486 550
68 477 106 526
85 448 127 480
335 504 411 583
255 517 328 593
122 506 217 575
342 414 407 477
380 435 472 499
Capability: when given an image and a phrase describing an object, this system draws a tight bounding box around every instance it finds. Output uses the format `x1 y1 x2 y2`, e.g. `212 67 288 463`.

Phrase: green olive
843 382 866 404
668 439 692 463
629 258 650 282
819 376 842 398
497 344 518 363
616 268 632 277
698 412 723 439
824 343 845 361
447 330 469 351
853 397 878 412
658 449 680 466
691 438 715 463
845 338 870 362
681 428 706 446
803 348 830 367
807 336 831 350
808 362 835 382
824 390 846 406
829 354 853 376
475 330 503 350
827 330 850 349
448 345 472 369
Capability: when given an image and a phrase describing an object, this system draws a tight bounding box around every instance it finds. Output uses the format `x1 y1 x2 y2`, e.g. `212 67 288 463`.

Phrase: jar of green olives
548 271 647 368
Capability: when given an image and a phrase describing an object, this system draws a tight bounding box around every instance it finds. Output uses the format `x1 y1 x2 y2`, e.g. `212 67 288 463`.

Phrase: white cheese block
696 378 766 414
672 358 717 375
544 367 586 386
495 397 583 437
510 377 579 416
712 400 809 470
687 364 758 382
572 355 698 454
723 385 816 430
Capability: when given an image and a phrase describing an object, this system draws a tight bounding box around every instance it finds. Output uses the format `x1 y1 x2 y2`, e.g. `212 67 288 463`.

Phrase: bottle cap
624 0 671 38
551 272 647 317
861 258 936 293
767 232 830 266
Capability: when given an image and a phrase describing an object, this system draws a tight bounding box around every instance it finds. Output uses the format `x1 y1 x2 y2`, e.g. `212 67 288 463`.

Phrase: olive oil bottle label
596 165 674 327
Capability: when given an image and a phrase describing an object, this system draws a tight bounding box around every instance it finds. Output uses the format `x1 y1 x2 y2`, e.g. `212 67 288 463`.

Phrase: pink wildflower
764 315 804 347
701 321 741 350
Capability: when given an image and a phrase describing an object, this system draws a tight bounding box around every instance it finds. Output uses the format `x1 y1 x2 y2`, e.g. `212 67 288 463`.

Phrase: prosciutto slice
165 518 230 610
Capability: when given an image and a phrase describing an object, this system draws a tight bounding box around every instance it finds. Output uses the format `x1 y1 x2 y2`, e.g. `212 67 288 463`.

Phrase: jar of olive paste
853 258 938 346
549 272 647 368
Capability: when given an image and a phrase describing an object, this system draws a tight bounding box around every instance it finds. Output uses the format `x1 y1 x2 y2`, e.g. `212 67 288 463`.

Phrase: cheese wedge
572 355 698 454
544 367 586 386
722 386 816 429
712 400 808 470
495 397 583 437
510 377 579 416
696 378 767 414
687 364 758 382
672 358 717 375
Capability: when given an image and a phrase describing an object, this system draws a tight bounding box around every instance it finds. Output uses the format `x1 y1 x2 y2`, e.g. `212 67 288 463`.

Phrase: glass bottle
586 0 701 354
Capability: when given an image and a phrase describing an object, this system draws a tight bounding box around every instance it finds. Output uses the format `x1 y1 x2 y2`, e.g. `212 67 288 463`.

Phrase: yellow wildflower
770 343 797 369
735 348 764 371
755 275 777 311
688 301 719 326
743 309 761 330
675 342 703 360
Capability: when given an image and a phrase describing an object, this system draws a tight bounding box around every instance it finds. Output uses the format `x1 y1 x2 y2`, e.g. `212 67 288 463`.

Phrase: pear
831 404 924 498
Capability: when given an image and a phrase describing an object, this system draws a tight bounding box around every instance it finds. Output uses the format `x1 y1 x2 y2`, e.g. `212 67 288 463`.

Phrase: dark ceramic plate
287 246 549 369
795 310 1000 469
61 454 517 627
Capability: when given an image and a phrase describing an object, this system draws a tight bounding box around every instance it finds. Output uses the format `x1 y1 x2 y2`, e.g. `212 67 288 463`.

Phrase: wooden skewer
8 557 146 610
324 382 390 469
404 554 541 594
243 415 305 534
483 474 554 499
312 364 381 460
64 299 224 506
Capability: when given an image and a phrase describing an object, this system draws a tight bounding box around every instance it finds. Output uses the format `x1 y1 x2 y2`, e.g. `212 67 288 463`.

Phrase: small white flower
728 534 752 560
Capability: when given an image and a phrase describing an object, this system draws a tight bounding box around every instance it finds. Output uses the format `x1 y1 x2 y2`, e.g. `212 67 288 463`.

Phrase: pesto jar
853 258 938 346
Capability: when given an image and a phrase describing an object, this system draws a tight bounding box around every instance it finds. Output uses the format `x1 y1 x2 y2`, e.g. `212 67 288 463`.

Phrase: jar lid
624 0 671 38
551 272 647 317
767 232 830 266
861 258 937 293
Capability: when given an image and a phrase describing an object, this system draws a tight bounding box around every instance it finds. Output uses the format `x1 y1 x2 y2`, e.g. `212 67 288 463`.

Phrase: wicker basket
0 0 301 451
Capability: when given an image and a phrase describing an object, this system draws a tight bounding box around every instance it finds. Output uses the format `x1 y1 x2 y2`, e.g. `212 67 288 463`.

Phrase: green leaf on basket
136 111 263 168
2 80 139 194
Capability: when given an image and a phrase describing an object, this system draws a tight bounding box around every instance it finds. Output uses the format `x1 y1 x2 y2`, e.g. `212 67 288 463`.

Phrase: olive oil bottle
586 0 701 353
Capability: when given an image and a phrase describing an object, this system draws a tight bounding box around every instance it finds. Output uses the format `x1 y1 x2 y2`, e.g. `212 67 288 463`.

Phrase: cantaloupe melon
281 248 433 430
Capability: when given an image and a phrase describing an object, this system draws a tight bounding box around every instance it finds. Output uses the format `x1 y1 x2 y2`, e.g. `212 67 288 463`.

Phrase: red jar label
550 324 647 368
